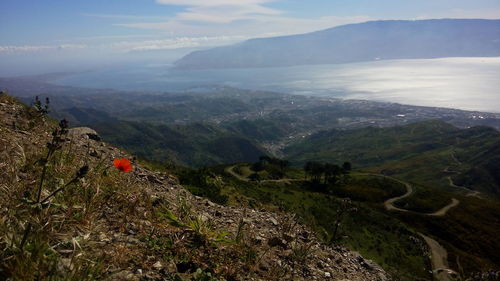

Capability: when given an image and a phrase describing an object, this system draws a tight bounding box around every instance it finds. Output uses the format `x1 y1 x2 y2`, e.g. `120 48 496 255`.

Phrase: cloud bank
0 44 87 53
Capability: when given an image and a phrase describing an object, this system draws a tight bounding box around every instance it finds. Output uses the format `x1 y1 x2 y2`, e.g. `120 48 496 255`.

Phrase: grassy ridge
179 161 500 278
285 120 500 197
94 117 500 277
182 164 430 281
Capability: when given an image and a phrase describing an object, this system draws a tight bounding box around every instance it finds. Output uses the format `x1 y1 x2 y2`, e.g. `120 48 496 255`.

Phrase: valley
3 3 500 280
1 77 499 280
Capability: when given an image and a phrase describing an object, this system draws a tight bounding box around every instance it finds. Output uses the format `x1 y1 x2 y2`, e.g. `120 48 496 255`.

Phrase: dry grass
0 94 391 281
0 95 265 280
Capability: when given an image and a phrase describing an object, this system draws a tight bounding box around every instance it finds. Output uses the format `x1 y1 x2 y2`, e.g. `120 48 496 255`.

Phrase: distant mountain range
174 19 500 69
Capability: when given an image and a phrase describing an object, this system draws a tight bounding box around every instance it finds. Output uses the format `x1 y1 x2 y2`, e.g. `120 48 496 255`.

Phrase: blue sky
1 0 500 75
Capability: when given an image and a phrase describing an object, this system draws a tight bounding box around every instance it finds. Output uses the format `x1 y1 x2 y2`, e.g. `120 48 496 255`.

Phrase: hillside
174 19 500 69
0 93 391 280
285 120 500 197
91 121 267 167
182 163 431 280
181 160 500 280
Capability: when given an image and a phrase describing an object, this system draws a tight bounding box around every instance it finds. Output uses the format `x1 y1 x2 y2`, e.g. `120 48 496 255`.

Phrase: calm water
54 57 500 113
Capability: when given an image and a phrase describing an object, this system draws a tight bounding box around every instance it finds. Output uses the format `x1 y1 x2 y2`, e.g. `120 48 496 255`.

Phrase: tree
303 161 313 179
330 198 357 243
33 96 50 116
342 162 352 173
324 163 341 185
310 162 324 183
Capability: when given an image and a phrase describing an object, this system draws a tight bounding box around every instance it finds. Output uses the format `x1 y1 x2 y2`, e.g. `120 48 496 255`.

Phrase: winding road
225 165 301 184
383 178 412 213
419 234 456 281
443 151 482 198
225 165 461 281
382 175 460 281
446 175 482 198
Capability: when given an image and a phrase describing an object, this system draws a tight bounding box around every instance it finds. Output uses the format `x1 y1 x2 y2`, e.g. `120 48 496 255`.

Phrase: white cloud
114 0 373 41
79 0 374 52
154 0 282 24
0 36 249 54
82 13 168 20
111 35 248 51
411 7 500 20
177 4 283 23
117 15 373 37
445 8 500 19
0 0 374 55
0 44 87 53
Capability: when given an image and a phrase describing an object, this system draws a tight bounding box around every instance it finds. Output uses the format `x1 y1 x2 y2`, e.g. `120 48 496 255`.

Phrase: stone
128 237 141 244
87 133 101 141
205 200 216 207
89 149 99 157
153 261 162 269
109 270 135 280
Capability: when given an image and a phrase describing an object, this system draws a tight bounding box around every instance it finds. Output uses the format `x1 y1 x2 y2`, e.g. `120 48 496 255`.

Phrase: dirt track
225 165 301 184
225 167 460 281
382 175 459 281
419 234 457 281
382 175 459 217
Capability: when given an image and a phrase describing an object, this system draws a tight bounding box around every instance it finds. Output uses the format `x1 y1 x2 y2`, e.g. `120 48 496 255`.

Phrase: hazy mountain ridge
175 19 500 69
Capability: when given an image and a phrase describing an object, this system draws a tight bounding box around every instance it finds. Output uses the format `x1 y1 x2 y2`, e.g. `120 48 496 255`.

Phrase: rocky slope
0 92 391 280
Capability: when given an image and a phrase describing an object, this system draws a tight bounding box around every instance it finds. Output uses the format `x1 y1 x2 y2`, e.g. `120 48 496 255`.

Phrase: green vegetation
4 93 351 281
393 184 452 213
178 168 229 205
179 156 500 279
184 163 430 281
8 88 500 279
92 116 500 279
397 195 500 274
286 120 500 197
331 173 408 203
92 121 266 167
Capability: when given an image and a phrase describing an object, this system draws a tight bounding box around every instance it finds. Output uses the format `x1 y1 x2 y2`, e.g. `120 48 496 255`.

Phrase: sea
53 57 500 113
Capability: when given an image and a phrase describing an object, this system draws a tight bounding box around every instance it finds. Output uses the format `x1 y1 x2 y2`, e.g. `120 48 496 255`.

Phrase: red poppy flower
113 158 133 172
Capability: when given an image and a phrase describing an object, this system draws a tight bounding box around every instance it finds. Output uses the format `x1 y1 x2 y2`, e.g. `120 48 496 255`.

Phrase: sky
1 0 500 75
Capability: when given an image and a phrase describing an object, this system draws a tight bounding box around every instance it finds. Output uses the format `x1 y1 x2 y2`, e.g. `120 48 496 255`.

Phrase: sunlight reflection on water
55 57 500 113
